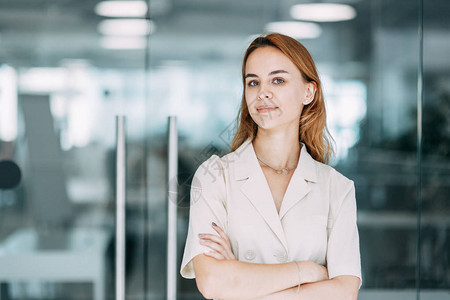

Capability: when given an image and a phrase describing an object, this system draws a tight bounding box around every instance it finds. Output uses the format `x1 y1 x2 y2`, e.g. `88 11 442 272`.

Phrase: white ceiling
0 0 448 69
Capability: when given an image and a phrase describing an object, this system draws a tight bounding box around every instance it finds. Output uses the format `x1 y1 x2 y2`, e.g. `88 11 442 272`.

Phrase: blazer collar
234 137 318 183
232 137 319 252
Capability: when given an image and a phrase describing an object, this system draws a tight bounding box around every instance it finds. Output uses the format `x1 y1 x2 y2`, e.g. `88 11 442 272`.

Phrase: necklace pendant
281 168 289 175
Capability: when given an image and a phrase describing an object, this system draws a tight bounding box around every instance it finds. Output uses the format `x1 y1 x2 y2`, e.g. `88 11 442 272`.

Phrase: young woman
180 33 362 300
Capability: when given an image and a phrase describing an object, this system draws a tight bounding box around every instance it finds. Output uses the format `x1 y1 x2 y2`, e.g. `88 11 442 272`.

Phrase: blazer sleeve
180 154 227 279
326 171 362 288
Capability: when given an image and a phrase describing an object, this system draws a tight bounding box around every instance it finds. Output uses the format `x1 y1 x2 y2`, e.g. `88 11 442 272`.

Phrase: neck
252 127 301 169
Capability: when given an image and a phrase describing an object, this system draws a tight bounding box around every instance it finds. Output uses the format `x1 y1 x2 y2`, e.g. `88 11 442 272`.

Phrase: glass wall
149 0 448 299
421 0 450 295
0 0 448 300
0 0 150 299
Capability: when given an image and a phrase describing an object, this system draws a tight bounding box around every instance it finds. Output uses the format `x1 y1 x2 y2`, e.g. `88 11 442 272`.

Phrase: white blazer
180 137 362 287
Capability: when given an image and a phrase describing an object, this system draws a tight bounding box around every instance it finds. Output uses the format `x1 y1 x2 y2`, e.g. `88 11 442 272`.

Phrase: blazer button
244 250 256 261
274 251 288 263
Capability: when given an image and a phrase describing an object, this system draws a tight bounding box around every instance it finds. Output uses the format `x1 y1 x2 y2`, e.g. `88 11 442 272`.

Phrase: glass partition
0 0 448 299
150 0 448 299
0 1 149 299
420 0 450 296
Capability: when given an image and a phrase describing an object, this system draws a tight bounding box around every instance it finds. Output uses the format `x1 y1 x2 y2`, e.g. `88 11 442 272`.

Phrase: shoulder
193 154 226 184
313 161 355 217
314 160 354 191
192 154 228 201
188 154 229 207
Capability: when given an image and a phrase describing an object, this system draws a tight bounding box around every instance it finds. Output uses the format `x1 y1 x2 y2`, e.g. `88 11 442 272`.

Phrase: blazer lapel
278 143 318 219
234 138 289 251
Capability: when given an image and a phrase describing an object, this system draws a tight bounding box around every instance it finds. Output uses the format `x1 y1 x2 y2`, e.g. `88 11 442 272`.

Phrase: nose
257 85 272 100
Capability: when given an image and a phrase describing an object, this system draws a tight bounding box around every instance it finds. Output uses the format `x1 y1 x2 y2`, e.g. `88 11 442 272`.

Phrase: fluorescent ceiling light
0 65 18 142
290 4 356 22
19 68 68 92
100 36 147 49
98 19 155 36
95 1 147 17
265 22 322 39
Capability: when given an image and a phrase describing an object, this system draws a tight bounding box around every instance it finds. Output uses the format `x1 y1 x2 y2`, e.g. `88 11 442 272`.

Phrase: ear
303 81 317 105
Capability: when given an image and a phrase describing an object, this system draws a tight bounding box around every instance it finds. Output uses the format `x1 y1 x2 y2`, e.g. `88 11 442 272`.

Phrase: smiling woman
244 46 317 144
180 33 362 300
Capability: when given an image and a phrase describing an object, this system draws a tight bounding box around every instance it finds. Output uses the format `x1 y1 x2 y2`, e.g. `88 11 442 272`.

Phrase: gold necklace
256 156 296 175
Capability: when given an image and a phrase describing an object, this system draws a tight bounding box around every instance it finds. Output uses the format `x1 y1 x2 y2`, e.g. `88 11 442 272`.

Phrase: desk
0 228 111 300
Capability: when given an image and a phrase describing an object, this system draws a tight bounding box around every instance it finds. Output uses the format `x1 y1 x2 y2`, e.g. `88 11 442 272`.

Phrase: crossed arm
193 224 360 300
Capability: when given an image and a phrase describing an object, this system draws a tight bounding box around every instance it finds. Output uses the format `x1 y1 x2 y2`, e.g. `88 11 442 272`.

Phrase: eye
273 78 285 84
247 80 259 87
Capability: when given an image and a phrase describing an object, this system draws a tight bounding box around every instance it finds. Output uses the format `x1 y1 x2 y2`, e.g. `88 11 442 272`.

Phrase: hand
198 222 236 261
297 261 329 284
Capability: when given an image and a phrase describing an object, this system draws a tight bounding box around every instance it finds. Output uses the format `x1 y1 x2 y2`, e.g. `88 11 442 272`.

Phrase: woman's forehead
245 47 298 75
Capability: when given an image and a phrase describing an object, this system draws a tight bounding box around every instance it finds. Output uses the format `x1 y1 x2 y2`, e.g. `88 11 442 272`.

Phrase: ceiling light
98 19 155 36
19 68 68 93
95 1 148 17
100 36 147 49
0 65 18 142
290 4 356 22
265 22 322 39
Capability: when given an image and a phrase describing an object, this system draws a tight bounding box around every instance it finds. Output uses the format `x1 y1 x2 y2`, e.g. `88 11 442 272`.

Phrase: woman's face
244 46 315 131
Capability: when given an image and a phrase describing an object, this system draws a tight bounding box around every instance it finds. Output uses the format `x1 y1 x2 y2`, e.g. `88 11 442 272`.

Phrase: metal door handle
167 116 178 300
115 115 126 300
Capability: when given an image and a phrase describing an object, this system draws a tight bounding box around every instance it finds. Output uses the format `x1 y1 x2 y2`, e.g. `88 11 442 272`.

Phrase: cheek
282 105 303 122
245 88 254 98
277 96 303 122
245 91 256 108
281 90 303 112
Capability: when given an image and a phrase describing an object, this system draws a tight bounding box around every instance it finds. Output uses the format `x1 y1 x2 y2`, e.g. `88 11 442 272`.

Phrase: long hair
230 33 334 164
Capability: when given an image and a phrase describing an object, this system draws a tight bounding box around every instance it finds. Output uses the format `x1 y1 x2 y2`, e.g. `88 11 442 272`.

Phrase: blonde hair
230 33 334 164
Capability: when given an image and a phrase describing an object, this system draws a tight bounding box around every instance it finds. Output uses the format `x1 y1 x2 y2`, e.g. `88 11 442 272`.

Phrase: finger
199 235 233 259
210 225 235 259
203 250 225 260
212 223 230 242
200 234 232 256
199 238 225 253
199 239 227 256
198 233 220 240
199 234 226 245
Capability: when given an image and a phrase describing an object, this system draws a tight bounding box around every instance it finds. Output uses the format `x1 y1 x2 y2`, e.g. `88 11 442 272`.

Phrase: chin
252 116 299 132
254 120 280 131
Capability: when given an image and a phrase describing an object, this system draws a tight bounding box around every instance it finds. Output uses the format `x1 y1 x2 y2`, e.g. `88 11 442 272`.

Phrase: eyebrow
244 69 289 79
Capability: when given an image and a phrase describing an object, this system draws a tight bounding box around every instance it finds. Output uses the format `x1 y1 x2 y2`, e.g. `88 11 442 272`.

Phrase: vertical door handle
115 116 126 300
167 116 178 300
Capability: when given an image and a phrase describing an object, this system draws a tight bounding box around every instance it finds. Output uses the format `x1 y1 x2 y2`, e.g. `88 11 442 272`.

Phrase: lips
257 105 278 113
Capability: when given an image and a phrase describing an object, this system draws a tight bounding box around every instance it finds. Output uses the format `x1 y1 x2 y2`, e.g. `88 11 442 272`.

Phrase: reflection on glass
0 0 148 298
0 0 448 298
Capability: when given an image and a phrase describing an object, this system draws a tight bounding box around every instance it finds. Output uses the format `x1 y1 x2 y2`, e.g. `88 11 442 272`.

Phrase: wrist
293 261 302 293
296 261 311 284
296 261 325 284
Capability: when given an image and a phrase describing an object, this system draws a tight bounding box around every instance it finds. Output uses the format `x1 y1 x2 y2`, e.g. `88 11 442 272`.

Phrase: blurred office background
0 0 448 299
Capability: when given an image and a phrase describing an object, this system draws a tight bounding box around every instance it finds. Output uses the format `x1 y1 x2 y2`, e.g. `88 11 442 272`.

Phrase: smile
257 107 278 113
